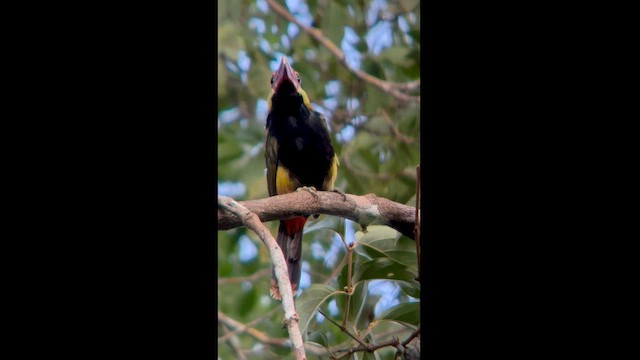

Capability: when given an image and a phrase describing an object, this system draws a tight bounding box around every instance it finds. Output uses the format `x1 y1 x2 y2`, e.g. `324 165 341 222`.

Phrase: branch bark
218 191 416 240
218 196 307 360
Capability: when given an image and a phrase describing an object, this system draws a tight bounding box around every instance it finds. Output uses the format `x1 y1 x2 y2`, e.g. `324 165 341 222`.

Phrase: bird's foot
331 187 347 201
296 186 319 199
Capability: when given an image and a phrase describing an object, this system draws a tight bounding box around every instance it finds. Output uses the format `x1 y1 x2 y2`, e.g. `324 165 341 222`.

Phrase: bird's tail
270 217 306 300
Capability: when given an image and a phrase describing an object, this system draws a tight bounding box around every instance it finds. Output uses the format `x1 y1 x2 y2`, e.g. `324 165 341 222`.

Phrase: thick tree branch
265 0 420 103
218 191 416 240
217 196 307 360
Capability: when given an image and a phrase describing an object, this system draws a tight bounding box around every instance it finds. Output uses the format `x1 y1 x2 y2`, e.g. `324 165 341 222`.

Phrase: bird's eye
270 76 274 85
295 71 301 84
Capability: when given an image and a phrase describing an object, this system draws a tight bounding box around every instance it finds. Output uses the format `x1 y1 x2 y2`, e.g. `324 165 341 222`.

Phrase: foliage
218 0 420 358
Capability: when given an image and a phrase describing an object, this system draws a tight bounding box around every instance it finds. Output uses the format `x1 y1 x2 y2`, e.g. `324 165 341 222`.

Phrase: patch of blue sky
299 261 311 291
237 50 251 72
321 98 338 112
398 16 414 46
346 97 360 112
341 27 362 69
347 4 355 17
366 0 387 26
304 48 317 61
287 23 299 38
259 38 271 53
218 181 247 198
398 15 410 33
249 143 263 157
271 24 278 34
238 235 258 263
344 219 356 245
256 0 268 14
281 34 290 50
285 0 313 27
323 233 345 268
310 241 327 260
379 150 388 163
219 107 240 124
248 17 266 34
366 21 393 55
328 299 339 317
255 99 268 124
337 125 355 144
325 80 341 97
350 115 367 127
368 280 401 317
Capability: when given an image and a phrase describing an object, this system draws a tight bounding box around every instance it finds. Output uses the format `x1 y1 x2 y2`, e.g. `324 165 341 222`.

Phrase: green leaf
296 284 346 337
353 258 417 284
238 285 259 318
305 215 346 240
376 301 420 326
398 281 420 298
376 46 412 67
356 225 400 244
323 2 348 46
355 226 417 268
306 330 329 349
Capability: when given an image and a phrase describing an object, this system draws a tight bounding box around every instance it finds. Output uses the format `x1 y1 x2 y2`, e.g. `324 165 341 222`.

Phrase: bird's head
267 56 313 112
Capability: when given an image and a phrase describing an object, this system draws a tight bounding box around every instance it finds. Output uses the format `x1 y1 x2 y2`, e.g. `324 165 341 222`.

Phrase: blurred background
218 0 420 358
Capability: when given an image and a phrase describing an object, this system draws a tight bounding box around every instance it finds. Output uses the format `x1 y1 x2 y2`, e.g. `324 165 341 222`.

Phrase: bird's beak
272 56 299 93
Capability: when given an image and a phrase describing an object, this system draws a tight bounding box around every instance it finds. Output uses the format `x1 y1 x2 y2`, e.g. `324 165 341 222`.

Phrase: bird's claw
331 187 347 201
296 186 319 199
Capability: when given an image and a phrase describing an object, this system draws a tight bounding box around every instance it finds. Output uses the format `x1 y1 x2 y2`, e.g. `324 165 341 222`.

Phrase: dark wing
265 132 279 197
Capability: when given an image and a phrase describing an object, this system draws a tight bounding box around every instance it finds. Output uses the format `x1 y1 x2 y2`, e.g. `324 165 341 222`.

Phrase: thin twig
219 311 289 347
401 325 420 347
318 309 367 348
380 109 415 144
220 321 248 360
265 0 419 103
217 306 280 343
342 244 354 328
334 337 401 360
218 267 271 285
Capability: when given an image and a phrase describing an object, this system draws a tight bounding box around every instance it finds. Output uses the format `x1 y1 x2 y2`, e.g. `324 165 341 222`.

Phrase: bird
265 56 339 300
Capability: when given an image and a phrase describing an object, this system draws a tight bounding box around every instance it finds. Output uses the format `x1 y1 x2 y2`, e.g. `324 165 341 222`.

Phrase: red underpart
283 217 307 235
